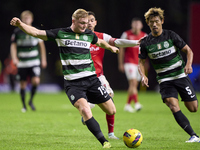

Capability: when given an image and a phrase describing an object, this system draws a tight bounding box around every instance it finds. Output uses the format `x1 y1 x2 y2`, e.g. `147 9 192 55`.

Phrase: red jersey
90 31 111 77
121 30 147 64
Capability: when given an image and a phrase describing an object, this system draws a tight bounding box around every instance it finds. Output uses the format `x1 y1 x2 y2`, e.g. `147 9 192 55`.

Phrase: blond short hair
72 9 88 20
20 10 34 20
144 7 164 23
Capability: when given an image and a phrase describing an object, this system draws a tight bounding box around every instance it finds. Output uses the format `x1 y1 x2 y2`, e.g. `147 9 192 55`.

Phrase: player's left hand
184 65 193 74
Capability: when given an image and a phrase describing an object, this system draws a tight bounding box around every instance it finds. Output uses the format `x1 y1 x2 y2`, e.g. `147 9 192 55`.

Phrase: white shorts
124 63 141 81
98 75 114 98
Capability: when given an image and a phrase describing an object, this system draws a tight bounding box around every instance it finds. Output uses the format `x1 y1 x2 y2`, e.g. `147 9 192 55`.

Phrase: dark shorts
64 75 111 105
160 76 197 102
17 66 41 81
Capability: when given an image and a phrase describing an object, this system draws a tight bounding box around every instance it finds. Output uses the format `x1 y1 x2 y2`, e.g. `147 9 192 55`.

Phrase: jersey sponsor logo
65 40 88 47
90 46 100 51
151 49 171 59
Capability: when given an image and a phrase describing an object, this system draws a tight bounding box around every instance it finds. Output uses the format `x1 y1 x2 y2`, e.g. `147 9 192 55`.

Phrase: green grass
0 91 199 150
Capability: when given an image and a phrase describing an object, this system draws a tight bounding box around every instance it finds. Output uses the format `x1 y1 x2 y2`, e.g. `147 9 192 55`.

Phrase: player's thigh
184 100 198 112
128 78 138 87
97 98 116 115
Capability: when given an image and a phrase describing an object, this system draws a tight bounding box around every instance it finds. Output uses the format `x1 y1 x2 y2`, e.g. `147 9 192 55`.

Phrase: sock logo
109 124 114 127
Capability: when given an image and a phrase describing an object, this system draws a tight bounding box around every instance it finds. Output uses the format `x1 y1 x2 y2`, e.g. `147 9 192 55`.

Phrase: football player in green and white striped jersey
139 7 199 143
10 9 119 148
10 10 47 113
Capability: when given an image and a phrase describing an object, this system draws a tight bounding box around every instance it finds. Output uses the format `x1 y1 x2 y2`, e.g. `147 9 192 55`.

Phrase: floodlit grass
0 91 199 150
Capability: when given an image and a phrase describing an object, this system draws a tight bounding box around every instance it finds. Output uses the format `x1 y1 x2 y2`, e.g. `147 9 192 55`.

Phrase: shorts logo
70 95 75 101
190 95 195 98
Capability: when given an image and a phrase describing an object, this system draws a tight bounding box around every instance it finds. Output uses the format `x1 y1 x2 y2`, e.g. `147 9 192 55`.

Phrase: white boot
124 104 135 113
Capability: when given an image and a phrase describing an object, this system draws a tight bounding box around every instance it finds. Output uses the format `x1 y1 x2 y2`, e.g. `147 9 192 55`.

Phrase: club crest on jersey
164 41 169 48
83 35 88 41
157 44 162 49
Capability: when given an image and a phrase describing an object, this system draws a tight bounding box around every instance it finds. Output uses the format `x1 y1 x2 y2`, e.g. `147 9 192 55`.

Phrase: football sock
106 114 115 133
173 110 196 136
29 86 37 103
85 117 108 145
132 94 138 103
127 95 133 104
20 89 26 108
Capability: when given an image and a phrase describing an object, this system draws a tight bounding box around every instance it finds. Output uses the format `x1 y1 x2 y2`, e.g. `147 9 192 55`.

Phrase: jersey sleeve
103 33 112 43
11 33 16 43
120 32 127 39
91 31 98 44
139 41 148 59
170 30 186 49
46 28 60 41
11 28 18 43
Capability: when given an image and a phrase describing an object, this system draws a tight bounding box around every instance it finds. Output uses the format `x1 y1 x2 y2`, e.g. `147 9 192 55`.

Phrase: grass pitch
0 91 199 150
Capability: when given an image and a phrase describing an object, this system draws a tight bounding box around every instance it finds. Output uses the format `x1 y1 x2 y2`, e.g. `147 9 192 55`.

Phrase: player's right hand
10 17 21 27
141 76 149 87
12 58 19 66
110 46 119 54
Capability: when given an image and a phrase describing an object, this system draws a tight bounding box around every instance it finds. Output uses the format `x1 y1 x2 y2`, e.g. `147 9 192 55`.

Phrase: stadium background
0 0 200 92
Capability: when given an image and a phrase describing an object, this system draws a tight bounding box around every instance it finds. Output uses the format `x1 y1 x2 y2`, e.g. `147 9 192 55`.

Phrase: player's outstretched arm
96 38 119 53
109 38 139 47
10 17 47 41
138 58 149 87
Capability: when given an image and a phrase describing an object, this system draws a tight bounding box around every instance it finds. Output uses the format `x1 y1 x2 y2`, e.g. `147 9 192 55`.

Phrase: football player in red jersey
84 11 139 139
118 18 147 113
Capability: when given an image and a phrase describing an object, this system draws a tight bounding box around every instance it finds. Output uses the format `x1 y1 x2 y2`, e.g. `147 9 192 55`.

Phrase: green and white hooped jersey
11 28 42 68
46 27 98 80
139 30 187 83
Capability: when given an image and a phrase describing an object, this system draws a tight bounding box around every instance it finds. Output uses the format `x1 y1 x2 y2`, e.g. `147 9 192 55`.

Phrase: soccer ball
123 128 143 148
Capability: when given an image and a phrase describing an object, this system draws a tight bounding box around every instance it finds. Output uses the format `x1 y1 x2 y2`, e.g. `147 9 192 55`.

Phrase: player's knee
81 107 92 118
107 108 116 115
